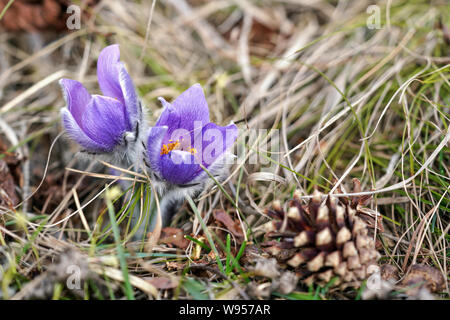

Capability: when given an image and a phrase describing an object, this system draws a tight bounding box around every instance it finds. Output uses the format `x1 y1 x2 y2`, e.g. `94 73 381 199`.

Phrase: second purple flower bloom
145 84 238 186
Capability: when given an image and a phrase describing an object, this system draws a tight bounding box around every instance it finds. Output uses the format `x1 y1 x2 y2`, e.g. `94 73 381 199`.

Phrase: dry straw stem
89 264 158 298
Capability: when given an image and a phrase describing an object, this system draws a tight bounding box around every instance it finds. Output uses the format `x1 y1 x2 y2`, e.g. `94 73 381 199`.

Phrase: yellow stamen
160 140 180 155
160 140 198 156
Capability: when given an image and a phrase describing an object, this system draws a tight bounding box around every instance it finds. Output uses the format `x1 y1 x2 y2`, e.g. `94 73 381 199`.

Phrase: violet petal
160 150 201 185
82 95 128 151
117 62 138 127
171 84 209 133
97 44 124 104
146 125 168 175
61 108 107 152
59 78 91 125
200 122 238 167
155 98 183 144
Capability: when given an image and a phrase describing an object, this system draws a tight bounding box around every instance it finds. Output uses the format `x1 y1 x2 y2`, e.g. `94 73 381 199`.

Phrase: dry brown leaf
158 227 189 249
0 0 99 32
213 210 245 240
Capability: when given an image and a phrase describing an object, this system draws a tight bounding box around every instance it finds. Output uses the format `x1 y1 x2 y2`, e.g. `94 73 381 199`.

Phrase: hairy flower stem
129 188 185 240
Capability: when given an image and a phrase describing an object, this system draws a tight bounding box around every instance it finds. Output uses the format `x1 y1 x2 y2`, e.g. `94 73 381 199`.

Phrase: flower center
160 139 197 155
160 140 180 155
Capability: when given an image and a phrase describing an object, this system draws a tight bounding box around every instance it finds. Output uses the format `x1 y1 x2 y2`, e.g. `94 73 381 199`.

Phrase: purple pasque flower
145 84 238 188
60 44 143 156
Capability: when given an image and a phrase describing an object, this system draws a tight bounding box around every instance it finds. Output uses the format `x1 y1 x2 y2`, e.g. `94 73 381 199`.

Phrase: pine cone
262 179 382 289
